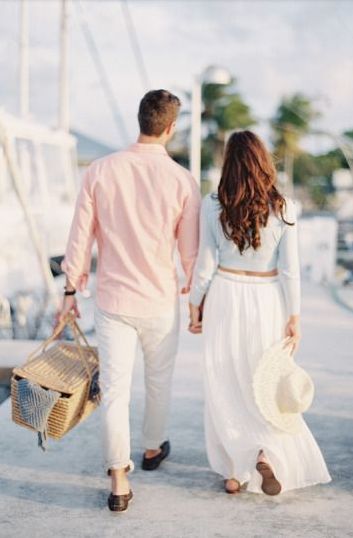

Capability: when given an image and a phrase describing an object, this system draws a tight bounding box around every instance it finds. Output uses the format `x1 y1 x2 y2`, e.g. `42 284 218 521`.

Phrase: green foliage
202 82 255 133
309 182 331 210
173 74 255 170
173 75 352 211
270 92 336 209
293 150 343 210
293 153 320 185
271 93 320 160
215 95 255 132
293 151 343 186
201 136 215 170
201 81 256 169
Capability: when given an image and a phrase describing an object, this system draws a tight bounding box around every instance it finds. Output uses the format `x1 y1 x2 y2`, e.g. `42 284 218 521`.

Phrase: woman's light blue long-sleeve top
189 193 301 316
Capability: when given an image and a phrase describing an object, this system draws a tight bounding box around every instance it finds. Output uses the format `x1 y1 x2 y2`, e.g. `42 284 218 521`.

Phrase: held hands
182 281 203 333
284 315 301 353
188 296 205 334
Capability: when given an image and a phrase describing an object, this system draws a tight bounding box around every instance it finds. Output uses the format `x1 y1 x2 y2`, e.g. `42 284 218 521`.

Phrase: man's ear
165 121 176 135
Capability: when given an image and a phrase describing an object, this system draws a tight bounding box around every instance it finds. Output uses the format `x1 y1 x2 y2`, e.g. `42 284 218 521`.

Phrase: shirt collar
128 142 168 155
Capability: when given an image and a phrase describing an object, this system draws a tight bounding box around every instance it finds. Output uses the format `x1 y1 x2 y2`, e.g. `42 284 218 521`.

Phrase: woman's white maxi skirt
202 269 331 494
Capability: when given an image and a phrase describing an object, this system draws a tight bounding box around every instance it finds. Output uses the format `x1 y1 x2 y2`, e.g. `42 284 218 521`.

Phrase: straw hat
253 337 314 434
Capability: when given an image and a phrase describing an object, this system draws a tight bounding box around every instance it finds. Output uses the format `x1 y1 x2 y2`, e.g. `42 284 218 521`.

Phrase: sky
0 0 353 154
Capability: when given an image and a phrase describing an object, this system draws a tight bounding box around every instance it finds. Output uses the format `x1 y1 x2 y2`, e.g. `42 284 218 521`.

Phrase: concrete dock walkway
0 281 353 537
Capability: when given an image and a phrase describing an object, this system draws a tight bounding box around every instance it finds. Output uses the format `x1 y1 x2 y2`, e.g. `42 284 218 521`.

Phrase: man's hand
284 315 301 353
59 295 81 321
56 278 81 323
53 295 81 337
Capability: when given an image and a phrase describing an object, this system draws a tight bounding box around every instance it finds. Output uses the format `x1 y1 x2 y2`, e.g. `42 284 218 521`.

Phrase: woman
188 130 331 495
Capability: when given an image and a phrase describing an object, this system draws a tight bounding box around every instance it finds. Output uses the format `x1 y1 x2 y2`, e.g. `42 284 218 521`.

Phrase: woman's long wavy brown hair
217 130 293 253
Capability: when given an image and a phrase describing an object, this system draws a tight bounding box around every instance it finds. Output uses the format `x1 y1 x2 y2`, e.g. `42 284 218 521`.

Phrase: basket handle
68 314 95 353
26 312 72 361
66 315 99 417
27 313 97 383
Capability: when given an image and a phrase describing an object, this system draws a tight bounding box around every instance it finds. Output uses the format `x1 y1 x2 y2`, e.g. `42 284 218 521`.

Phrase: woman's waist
218 265 278 277
217 250 279 276
216 265 279 284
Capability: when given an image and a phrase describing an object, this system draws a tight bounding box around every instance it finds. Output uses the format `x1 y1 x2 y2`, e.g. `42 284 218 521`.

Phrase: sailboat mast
59 0 69 131
19 0 29 118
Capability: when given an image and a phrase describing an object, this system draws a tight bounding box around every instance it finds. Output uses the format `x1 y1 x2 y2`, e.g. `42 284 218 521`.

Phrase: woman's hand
180 285 190 294
284 315 301 353
188 302 203 334
188 296 205 333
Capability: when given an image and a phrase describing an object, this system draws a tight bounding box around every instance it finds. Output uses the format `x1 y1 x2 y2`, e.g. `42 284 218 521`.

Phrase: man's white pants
94 302 180 474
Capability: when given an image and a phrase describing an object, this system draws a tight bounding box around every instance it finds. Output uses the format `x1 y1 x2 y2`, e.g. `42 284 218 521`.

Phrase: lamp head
201 65 232 85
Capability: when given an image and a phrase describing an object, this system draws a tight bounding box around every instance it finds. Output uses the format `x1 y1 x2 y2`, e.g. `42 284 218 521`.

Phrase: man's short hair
138 90 181 136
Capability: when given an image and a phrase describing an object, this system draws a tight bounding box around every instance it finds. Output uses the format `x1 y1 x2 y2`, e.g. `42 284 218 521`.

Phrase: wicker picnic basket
11 312 100 440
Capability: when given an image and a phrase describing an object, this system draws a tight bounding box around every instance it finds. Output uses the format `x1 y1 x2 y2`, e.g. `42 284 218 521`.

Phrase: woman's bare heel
224 478 241 494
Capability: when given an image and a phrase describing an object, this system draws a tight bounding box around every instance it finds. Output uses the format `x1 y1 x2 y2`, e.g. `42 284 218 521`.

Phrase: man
59 89 201 512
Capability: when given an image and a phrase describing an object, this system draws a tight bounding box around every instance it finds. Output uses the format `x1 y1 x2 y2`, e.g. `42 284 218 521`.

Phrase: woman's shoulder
202 192 221 210
282 195 298 220
200 193 221 224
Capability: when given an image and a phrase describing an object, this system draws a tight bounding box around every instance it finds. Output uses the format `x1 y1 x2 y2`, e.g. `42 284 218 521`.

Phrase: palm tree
202 79 256 169
271 93 320 193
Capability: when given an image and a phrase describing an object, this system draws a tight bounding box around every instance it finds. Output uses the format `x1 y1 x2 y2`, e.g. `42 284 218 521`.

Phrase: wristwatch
64 286 76 296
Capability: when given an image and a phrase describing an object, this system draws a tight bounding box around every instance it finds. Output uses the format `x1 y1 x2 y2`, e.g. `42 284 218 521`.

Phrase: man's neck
137 134 167 146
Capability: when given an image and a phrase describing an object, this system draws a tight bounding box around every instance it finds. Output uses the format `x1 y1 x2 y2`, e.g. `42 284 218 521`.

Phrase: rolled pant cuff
143 439 164 450
104 459 135 476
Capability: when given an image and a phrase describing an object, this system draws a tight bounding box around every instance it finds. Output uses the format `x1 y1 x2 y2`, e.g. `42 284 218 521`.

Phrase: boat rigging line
121 0 151 91
75 0 130 145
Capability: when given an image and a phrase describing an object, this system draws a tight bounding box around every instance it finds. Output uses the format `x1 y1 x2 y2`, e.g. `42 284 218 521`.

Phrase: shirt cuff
60 259 89 292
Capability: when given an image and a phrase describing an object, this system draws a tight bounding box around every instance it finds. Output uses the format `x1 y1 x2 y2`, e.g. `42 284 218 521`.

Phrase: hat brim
253 338 312 435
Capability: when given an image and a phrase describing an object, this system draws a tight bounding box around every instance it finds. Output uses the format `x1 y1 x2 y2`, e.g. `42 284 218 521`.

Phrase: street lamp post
190 66 232 184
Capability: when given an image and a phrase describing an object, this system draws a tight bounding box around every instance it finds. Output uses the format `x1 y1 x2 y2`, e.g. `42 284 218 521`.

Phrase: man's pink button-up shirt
61 142 201 316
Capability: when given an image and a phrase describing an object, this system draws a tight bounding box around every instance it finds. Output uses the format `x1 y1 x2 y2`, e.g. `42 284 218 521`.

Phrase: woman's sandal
224 478 241 494
256 461 282 496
